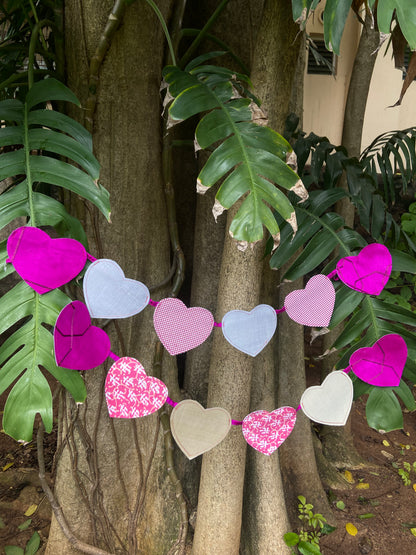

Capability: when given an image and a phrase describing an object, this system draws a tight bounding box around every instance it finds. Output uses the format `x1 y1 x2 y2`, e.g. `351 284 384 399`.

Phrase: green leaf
284 532 300 547
0 181 29 229
29 156 110 221
0 149 25 181
28 109 93 151
298 540 322 555
26 78 80 110
329 286 364 328
391 249 416 273
3 366 53 442
28 128 100 179
393 381 416 411
366 387 403 432
5 546 24 555
17 519 32 531
377 1 416 50
323 0 352 54
25 531 41 555
0 98 23 122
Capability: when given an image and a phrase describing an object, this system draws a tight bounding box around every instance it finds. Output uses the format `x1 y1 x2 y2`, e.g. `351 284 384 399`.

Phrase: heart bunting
222 304 277 356
242 407 297 455
7 226 87 294
54 301 111 370
300 371 353 426
349 334 407 387
170 400 231 459
284 275 335 327
336 243 392 295
105 357 168 418
83 258 150 318
154 298 214 355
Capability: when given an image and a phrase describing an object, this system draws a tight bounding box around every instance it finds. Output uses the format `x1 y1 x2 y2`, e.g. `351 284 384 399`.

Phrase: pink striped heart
284 274 335 327
105 357 168 418
153 298 214 355
242 407 297 455
349 334 407 387
7 226 87 294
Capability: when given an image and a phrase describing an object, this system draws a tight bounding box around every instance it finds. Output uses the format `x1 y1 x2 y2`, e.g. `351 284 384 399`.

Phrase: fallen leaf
344 470 355 484
24 504 37 517
381 450 394 460
413 484 416 493
411 528 416 537
346 523 358 536
382 440 390 447
356 483 370 490
2 462 14 471
336 500 346 510
18 518 32 531
358 513 374 519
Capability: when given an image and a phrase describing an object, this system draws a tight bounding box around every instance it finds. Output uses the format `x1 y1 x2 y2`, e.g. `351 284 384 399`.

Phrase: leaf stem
28 19 53 89
144 0 176 66
24 103 36 227
179 0 230 69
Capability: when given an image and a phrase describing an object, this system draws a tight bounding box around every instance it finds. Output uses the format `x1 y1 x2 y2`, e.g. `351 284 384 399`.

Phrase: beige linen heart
170 400 231 459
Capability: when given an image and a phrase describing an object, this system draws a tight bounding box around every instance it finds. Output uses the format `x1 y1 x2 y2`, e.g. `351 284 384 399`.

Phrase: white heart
300 371 353 426
170 400 231 459
222 304 277 357
83 259 150 318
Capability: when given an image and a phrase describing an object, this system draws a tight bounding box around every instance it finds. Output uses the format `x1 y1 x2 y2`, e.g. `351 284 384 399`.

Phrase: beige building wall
303 4 416 152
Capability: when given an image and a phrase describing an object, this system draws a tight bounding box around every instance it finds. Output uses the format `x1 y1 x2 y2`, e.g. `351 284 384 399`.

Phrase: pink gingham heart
242 407 297 455
336 243 392 295
105 357 168 418
349 334 407 387
7 226 87 294
54 301 111 370
284 275 335 327
153 298 214 355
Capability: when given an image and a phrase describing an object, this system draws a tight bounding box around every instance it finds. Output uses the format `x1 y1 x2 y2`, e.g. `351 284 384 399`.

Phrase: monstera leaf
270 189 416 432
163 63 306 244
0 78 107 440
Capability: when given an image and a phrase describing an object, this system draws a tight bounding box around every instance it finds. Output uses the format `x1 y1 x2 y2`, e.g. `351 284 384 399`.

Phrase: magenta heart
242 407 297 455
54 301 111 370
284 274 335 327
336 243 392 295
153 298 214 355
349 334 407 387
7 226 87 294
105 357 168 418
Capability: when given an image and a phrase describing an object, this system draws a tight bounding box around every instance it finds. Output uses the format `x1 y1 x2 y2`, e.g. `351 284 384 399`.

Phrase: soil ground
0 382 416 554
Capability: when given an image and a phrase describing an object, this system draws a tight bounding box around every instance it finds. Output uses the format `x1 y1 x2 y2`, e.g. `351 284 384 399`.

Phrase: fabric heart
284 275 335 327
300 371 353 426
222 304 277 356
7 226 87 294
349 334 407 387
54 301 111 370
105 356 168 418
170 400 231 459
336 243 392 295
153 298 214 355
83 258 150 318
242 407 297 455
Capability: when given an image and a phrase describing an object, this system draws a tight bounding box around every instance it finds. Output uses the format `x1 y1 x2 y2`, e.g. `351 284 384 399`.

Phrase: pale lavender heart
222 304 277 357
83 258 150 318
54 301 111 370
7 226 87 294
349 334 407 387
336 243 392 295
153 298 214 355
284 274 335 327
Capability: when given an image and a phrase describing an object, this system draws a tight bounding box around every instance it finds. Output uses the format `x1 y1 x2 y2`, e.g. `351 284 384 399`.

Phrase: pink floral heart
7 226 87 294
349 334 407 387
284 275 335 327
242 407 297 455
336 243 392 295
54 301 111 370
153 298 214 355
105 357 168 418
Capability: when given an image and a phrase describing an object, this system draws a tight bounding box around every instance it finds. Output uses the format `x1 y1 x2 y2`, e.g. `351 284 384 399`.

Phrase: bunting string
5 226 405 458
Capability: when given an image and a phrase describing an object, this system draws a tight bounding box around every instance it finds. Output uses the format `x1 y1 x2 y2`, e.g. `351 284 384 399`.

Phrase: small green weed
395 461 416 486
4 531 40 555
283 495 335 555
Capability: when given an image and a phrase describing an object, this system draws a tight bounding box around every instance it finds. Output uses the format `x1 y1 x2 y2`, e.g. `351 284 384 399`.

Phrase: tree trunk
46 2 183 553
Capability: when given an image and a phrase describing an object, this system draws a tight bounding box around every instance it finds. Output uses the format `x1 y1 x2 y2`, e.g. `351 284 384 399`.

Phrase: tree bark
47 2 183 553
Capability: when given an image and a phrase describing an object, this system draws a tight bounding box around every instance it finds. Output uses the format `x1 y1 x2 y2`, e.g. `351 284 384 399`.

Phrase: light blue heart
84 259 150 319
222 304 277 357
